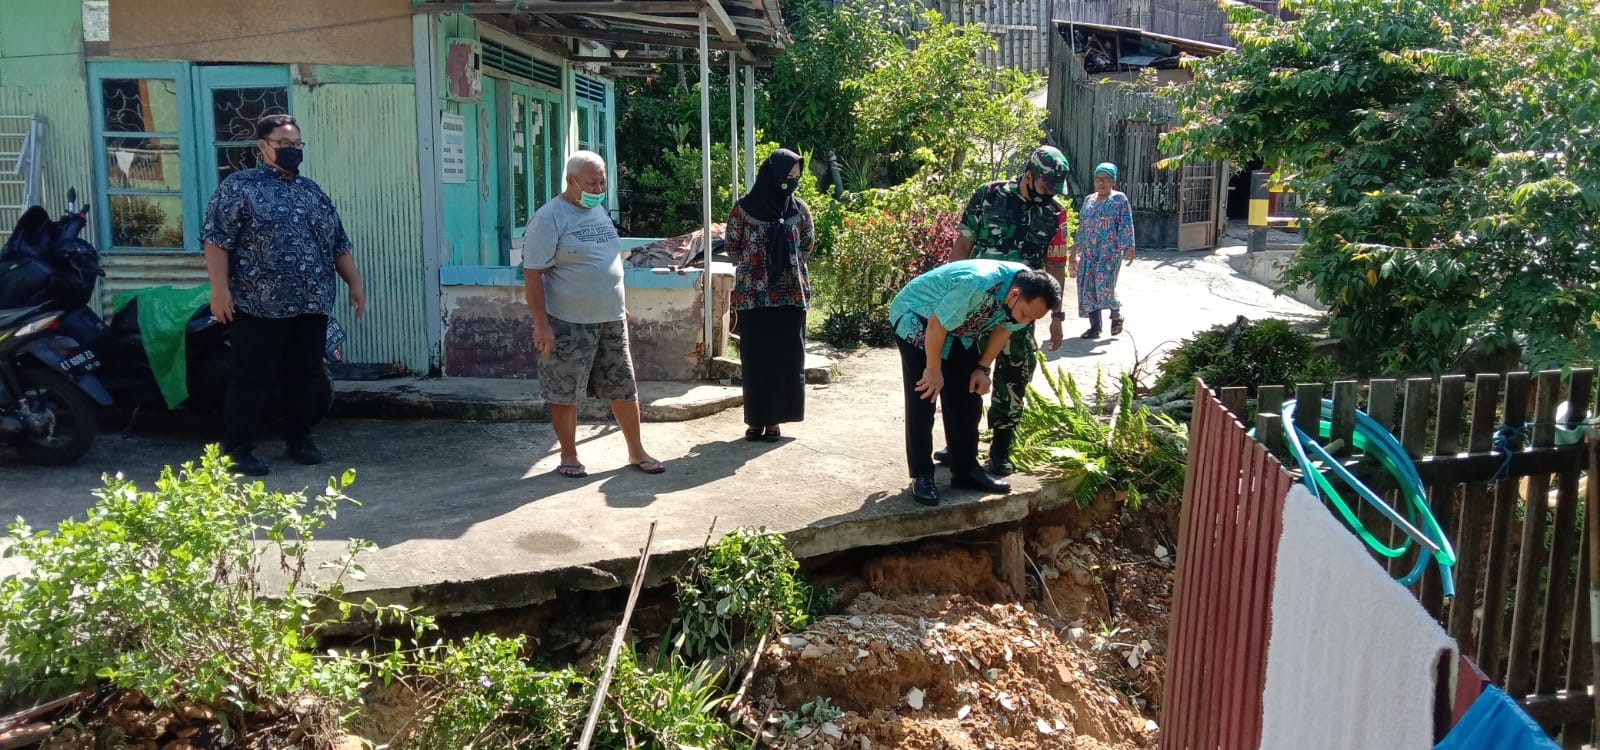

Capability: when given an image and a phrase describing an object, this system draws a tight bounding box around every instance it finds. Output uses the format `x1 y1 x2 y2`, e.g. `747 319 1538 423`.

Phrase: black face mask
1005 296 1024 324
777 179 797 196
275 146 304 172
1027 175 1055 204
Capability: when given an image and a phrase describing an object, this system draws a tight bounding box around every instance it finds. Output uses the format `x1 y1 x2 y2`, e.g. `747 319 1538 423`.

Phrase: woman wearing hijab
1067 162 1136 338
725 149 815 442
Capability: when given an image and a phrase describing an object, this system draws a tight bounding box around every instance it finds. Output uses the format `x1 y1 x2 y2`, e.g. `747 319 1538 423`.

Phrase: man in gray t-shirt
524 150 664 478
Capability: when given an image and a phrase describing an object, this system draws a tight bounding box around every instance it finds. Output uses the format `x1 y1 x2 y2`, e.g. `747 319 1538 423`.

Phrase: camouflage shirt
957 180 1062 270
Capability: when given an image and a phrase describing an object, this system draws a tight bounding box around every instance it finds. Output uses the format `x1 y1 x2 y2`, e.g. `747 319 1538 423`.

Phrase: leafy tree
762 0 897 163
1162 0 1600 374
846 9 1045 201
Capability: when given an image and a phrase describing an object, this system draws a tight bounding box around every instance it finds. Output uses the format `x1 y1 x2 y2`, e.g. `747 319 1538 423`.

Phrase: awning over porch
416 0 787 366
414 0 791 73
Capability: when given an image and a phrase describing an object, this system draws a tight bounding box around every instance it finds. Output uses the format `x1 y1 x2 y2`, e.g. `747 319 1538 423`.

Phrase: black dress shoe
933 449 951 465
911 476 940 506
987 457 1016 477
229 450 271 477
285 438 324 466
950 466 1011 494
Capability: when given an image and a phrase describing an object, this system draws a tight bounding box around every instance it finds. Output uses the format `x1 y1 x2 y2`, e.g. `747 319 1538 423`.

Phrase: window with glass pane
100 78 186 249
209 87 287 185
511 93 529 229
578 105 592 152
542 99 561 203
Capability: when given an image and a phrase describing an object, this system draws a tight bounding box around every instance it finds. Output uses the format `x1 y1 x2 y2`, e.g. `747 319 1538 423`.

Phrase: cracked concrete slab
0 250 1318 621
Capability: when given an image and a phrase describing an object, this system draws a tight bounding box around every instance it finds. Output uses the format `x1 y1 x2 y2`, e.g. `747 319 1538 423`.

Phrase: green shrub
670 527 816 660
628 142 735 238
1013 366 1189 509
1152 316 1339 397
0 446 424 720
405 636 739 750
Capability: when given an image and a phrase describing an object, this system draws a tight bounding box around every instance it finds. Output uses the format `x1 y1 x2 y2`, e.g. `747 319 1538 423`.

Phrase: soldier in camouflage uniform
940 145 1072 476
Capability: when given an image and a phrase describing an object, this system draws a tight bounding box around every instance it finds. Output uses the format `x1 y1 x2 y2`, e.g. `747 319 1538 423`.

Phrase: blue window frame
88 61 290 253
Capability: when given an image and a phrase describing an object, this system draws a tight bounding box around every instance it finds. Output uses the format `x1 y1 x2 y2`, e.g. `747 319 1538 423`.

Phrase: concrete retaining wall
1223 249 1324 310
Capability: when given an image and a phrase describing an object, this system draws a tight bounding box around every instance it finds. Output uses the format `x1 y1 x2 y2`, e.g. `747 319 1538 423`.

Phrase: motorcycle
0 303 111 464
0 189 342 460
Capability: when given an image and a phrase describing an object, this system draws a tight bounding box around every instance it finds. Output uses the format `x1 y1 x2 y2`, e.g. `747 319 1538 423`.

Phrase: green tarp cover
112 284 211 409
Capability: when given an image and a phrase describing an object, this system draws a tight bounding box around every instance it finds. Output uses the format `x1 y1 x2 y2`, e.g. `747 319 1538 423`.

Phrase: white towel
1259 484 1456 750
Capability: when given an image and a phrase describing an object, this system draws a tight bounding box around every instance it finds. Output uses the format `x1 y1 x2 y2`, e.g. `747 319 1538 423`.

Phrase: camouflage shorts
539 317 638 405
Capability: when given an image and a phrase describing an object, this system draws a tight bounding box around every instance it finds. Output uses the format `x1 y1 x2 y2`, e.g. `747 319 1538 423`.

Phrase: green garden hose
1281 399 1456 594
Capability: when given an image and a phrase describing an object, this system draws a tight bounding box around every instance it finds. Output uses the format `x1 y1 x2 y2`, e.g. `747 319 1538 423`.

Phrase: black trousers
739 306 807 426
224 311 327 453
898 335 983 478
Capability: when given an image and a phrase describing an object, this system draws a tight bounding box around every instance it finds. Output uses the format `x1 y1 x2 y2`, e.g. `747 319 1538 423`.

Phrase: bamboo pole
576 522 658 749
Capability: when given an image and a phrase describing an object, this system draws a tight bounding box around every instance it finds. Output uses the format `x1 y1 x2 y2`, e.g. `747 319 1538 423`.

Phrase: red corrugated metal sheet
1162 381 1293 750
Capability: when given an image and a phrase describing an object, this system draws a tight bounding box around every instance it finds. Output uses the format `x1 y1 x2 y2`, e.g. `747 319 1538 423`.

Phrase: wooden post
1330 380 1359 457
577 523 657 750
1365 379 1400 544
1481 371 1531 680
1393 378 1433 580
1293 383 1324 445
1420 375 1465 618
1219 386 1248 423
1449 373 1502 650
1000 529 1028 600
1257 386 1285 456
1507 370 1562 697
1537 369 1594 695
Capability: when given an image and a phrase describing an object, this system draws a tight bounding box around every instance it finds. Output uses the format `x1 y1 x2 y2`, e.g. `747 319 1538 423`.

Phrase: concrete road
0 249 1317 614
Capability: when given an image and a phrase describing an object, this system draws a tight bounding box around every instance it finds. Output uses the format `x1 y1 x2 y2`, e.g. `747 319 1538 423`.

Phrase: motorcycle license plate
58 349 100 374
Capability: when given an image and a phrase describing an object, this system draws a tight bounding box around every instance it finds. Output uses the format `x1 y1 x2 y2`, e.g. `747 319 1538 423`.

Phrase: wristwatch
1050 311 1067 321
975 363 992 374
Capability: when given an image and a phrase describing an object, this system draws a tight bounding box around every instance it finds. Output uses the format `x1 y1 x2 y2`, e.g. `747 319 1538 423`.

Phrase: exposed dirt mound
746 592 1156 749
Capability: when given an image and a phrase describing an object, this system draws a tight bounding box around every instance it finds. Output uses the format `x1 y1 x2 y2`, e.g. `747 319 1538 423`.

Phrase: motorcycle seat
0 303 45 328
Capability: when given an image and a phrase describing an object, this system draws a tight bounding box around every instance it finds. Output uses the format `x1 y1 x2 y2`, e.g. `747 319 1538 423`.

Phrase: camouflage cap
1027 145 1070 195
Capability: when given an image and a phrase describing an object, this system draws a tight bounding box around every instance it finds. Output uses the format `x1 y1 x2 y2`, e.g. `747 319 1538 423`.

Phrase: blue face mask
580 191 605 209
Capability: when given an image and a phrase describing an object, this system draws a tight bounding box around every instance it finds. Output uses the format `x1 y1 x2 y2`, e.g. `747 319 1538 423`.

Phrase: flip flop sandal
1110 317 1125 336
557 462 588 478
1080 328 1102 339
745 427 765 442
762 427 782 443
631 458 667 474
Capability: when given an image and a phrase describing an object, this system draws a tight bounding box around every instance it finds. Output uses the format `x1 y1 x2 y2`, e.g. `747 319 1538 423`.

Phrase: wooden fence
1162 381 1293 750
1220 370 1600 742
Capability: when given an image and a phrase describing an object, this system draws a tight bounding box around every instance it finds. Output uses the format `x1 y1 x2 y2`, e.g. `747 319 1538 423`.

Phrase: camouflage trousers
987 330 1037 432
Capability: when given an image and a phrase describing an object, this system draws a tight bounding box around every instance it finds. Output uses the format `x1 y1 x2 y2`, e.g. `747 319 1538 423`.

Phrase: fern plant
1012 360 1189 509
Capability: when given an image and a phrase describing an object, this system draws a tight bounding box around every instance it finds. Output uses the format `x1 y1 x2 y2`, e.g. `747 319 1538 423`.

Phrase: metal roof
415 1 791 68
1054 19 1234 58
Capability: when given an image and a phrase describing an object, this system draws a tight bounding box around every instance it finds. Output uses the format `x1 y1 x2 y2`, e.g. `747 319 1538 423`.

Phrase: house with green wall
0 0 788 380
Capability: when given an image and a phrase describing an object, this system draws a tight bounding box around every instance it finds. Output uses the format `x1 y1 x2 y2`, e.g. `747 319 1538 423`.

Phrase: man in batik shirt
202 114 365 476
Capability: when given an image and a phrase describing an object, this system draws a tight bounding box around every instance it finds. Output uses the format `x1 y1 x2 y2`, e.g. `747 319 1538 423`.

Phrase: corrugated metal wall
1162 384 1291 750
0 85 94 239
1053 0 1232 45
1050 43 1182 215
297 83 431 374
933 0 1052 72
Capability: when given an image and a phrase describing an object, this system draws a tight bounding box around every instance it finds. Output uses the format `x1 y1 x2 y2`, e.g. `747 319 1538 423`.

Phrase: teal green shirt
889 259 1032 358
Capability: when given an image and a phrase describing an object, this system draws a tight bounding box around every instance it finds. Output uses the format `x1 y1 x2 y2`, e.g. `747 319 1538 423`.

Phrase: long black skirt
739 305 807 427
